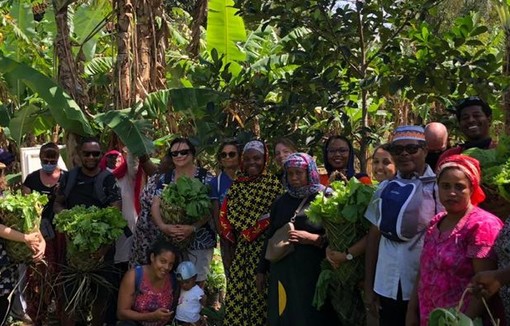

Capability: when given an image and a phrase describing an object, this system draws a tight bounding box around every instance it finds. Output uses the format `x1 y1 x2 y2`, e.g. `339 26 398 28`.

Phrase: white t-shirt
175 284 204 323
365 165 443 301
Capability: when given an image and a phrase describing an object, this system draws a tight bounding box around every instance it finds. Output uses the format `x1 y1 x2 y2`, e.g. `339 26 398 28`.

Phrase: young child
175 261 206 326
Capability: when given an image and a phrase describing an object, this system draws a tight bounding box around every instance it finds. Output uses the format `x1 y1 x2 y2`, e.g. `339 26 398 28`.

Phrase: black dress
265 192 333 326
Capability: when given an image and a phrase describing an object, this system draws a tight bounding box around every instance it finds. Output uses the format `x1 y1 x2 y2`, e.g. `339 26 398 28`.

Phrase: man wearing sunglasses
438 96 494 163
364 125 443 326
54 137 121 326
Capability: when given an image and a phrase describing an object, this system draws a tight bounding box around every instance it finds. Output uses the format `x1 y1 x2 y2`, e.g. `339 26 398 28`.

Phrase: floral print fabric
494 218 510 323
418 207 502 326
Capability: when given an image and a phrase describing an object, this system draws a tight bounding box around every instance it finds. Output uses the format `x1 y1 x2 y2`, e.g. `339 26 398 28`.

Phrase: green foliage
0 190 48 232
306 178 376 224
94 110 155 157
160 176 211 221
428 307 482 326
54 205 126 253
206 0 247 64
0 55 93 136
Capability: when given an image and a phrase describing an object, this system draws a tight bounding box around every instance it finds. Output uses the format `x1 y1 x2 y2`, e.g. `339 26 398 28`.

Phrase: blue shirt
209 171 234 206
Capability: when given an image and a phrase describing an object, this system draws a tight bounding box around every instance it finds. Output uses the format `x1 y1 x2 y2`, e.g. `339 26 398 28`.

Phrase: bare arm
364 225 381 317
465 258 498 319
21 185 31 195
139 155 158 177
471 266 510 298
117 269 172 322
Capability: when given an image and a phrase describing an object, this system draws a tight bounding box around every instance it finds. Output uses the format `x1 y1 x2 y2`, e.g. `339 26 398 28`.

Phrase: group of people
0 96 509 326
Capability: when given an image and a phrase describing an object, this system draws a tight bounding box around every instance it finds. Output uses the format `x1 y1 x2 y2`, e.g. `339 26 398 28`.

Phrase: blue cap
391 125 425 143
176 261 197 281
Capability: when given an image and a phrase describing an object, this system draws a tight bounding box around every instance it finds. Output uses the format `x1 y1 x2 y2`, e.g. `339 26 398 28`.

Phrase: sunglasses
41 159 58 165
82 151 101 158
220 151 237 159
390 144 423 155
171 149 191 157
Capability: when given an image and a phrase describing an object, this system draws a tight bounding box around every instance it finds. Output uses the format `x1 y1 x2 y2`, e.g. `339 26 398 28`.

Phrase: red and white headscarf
436 154 485 206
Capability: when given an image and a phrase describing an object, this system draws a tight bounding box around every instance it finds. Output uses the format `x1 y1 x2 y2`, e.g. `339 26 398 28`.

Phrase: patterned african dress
129 174 163 267
495 218 510 324
219 174 282 326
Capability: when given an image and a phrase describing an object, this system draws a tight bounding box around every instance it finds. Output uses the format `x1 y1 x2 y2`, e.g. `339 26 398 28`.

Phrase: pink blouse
418 207 502 326
132 268 174 326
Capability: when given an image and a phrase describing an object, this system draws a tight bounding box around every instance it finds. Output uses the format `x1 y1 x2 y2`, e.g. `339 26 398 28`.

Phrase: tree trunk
53 2 90 167
116 0 167 110
115 0 135 109
135 0 167 97
54 4 89 110
188 0 207 58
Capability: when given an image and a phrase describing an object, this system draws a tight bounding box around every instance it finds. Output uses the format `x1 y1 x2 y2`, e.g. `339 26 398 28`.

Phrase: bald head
425 122 448 152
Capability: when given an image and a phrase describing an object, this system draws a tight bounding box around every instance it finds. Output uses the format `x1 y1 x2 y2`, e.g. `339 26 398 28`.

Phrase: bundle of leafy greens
428 307 482 326
160 176 211 224
306 178 376 225
464 136 510 202
54 205 126 255
308 178 376 319
0 191 48 262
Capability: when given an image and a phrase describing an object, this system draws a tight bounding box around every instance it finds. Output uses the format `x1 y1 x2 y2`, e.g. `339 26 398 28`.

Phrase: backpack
63 167 111 205
376 176 437 242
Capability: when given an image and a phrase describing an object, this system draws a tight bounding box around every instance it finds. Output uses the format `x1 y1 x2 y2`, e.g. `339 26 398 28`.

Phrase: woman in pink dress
406 155 503 326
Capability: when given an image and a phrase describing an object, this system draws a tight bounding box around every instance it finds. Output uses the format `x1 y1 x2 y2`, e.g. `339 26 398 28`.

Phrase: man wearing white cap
363 125 443 326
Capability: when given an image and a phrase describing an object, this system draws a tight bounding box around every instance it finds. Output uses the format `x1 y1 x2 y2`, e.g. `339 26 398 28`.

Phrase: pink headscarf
436 154 485 206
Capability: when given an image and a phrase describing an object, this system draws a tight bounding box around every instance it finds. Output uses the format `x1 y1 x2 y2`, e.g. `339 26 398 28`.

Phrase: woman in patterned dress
219 140 283 326
129 155 173 267
471 217 510 325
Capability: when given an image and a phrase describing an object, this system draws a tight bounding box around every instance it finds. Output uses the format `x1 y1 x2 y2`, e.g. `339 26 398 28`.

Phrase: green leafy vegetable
306 178 376 225
160 176 211 224
54 205 126 254
0 191 48 262
0 190 48 232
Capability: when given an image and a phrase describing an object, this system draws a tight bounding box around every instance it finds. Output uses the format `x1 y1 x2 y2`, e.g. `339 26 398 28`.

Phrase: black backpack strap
94 170 111 205
63 167 80 200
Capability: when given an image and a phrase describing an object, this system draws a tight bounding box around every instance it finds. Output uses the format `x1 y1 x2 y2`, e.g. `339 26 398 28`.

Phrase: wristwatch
345 250 354 261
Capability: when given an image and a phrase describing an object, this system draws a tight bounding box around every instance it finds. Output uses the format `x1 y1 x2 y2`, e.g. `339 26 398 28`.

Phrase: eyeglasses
327 148 349 155
220 151 237 159
82 151 101 158
170 149 191 157
389 144 423 155
41 159 58 165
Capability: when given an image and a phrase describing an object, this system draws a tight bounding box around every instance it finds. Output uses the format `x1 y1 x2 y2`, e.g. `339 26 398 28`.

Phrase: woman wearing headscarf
322 135 371 185
406 155 503 326
219 140 283 326
261 153 331 326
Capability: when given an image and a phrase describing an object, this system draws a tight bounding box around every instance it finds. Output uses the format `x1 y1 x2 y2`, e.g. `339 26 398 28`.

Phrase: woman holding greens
151 137 214 286
0 163 45 325
261 153 334 326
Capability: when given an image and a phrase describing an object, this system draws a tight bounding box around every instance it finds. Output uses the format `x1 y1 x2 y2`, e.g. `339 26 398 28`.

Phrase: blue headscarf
284 153 325 198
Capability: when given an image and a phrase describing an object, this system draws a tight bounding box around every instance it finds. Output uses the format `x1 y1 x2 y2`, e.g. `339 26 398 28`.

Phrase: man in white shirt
364 125 443 326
